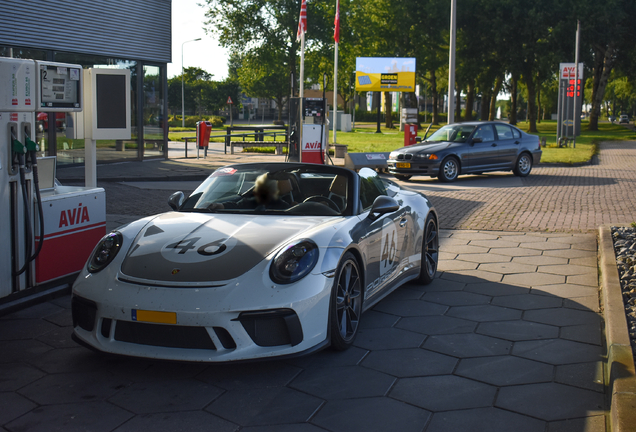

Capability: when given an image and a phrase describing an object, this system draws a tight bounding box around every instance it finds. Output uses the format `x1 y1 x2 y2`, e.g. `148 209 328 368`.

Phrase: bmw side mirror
168 191 185 211
368 196 399 221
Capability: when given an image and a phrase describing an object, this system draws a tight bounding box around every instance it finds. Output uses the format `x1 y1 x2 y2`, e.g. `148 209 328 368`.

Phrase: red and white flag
334 0 340 43
297 0 307 41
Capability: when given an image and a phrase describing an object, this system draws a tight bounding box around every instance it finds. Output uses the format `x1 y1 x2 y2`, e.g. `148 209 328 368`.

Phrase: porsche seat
278 179 296 206
327 175 347 212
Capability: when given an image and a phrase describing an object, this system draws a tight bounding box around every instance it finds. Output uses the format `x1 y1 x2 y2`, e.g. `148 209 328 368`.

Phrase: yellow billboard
355 57 416 92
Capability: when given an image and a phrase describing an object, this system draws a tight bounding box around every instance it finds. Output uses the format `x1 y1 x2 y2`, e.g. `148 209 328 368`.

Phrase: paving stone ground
0 231 607 432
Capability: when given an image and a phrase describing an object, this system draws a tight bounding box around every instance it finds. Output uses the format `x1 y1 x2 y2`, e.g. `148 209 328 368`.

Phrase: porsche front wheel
417 213 438 285
330 252 363 351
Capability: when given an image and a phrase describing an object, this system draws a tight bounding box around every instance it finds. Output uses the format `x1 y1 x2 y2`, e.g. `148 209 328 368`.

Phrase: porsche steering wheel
303 196 340 212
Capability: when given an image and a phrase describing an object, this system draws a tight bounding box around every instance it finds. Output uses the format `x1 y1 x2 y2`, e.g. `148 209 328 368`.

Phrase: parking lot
2 141 635 431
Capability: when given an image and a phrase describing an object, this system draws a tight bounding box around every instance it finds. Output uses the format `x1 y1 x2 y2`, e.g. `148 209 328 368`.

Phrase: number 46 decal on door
380 220 398 275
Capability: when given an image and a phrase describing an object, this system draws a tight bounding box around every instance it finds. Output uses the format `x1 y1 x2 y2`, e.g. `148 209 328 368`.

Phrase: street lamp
182 38 201 127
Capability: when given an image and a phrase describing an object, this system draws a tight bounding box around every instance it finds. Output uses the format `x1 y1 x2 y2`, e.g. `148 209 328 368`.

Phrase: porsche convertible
71 163 439 362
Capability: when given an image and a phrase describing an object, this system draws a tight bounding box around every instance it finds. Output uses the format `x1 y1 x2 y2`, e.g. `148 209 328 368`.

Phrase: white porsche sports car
71 163 439 362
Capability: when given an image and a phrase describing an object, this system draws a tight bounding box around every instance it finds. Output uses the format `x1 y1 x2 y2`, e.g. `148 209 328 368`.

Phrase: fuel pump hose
25 136 45 265
13 139 32 276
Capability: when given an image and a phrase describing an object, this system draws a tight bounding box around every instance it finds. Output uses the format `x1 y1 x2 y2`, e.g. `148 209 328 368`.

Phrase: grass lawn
166 120 634 164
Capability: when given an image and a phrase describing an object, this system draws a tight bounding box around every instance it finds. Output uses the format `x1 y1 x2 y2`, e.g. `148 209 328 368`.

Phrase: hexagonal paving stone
560 323 602 345
496 383 604 421
373 300 448 317
450 232 503 240
492 294 563 310
532 284 599 299
457 253 511 263
500 235 549 243
538 264 596 277
396 315 477 335
109 379 223 414
240 425 327 432
556 362 604 393
312 397 431 432
568 256 599 267
446 305 522 322
289 365 395 399
5 401 132 432
440 238 471 247
19 371 131 405
197 361 302 390
414 278 465 292
390 375 496 411
439 251 458 260
354 327 426 350
437 259 479 271
286 346 368 369
477 320 559 341
519 242 570 250
439 245 490 255
0 302 64 320
0 363 45 391
359 310 400 329
384 287 425 301
546 235 595 245
0 339 52 364
36 327 78 349
464 282 529 297
543 249 596 259
0 392 36 425
113 412 237 432
502 272 566 287
513 339 603 365
108 357 208 383
546 415 606 432
566 273 598 287
470 240 521 249
43 309 72 327
490 247 542 257
455 356 554 386
479 262 538 274
512 255 569 266
362 348 457 377
206 387 323 426
423 333 512 358
422 291 491 306
426 407 545 432
0 318 59 341
26 347 109 374
524 308 601 327
563 296 600 312
440 270 503 284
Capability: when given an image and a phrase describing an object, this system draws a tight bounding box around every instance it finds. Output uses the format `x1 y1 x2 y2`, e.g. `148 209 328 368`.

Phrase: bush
168 115 226 128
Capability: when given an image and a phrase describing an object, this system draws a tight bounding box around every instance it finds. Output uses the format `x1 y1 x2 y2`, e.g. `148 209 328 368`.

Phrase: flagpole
300 31 305 100
333 0 339 146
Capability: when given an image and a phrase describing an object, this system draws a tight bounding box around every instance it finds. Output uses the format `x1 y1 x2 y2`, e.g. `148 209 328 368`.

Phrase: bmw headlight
270 239 319 284
88 232 123 273
415 153 438 160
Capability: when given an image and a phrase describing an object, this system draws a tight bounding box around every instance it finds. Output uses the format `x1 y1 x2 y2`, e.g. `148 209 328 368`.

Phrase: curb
598 225 636 432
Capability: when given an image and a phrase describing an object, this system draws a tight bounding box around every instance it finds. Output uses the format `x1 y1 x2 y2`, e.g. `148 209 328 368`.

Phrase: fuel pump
288 97 328 165
1 57 106 303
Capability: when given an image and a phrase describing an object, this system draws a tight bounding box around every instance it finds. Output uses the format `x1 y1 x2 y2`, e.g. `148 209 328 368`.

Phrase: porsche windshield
425 125 476 143
180 165 352 216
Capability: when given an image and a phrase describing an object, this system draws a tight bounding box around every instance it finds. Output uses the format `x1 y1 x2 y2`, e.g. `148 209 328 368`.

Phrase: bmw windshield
425 125 476 143
179 164 353 216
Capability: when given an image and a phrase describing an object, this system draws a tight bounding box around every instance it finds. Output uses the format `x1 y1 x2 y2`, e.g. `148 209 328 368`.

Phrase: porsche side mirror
368 195 399 221
415 137 422 143
168 191 185 211
472 137 483 144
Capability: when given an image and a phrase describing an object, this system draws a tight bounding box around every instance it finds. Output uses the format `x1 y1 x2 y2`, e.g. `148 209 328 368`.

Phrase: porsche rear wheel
330 252 363 351
417 213 438 285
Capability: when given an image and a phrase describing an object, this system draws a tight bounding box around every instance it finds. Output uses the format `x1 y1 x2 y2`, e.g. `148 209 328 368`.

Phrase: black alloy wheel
330 252 363 351
417 213 438 285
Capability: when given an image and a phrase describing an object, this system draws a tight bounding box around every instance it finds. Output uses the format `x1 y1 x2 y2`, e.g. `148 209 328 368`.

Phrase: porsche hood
120 212 333 284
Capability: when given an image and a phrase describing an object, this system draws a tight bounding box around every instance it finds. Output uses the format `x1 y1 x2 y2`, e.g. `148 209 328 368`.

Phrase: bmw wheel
417 213 438 285
513 153 533 177
439 157 459 182
330 252 363 351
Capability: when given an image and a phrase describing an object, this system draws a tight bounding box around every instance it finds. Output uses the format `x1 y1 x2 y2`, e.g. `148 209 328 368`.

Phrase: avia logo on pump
303 141 322 151
59 203 90 228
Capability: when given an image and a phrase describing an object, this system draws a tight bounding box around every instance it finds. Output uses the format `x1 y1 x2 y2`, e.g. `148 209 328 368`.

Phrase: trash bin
404 123 418 146
334 144 348 158
196 121 213 157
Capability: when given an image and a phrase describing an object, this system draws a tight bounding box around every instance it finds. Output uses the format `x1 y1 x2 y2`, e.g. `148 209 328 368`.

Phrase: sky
167 0 230 80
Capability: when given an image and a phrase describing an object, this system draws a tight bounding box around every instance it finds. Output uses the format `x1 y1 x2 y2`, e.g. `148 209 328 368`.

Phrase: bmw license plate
132 309 177 324
396 162 411 169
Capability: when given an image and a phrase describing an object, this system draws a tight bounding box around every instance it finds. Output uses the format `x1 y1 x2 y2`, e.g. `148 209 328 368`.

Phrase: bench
230 141 288 155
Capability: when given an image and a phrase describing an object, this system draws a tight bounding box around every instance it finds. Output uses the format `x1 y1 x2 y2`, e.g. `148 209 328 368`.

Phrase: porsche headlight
88 232 123 273
270 239 319 284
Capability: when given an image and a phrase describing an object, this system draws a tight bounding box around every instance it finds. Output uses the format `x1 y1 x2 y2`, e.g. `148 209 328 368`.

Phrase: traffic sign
227 96 233 105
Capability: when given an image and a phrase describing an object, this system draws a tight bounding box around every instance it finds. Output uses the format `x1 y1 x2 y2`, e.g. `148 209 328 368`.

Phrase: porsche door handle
399 219 408 227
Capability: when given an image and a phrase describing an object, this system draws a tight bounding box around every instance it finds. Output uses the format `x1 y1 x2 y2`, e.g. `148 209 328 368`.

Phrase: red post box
196 121 213 157
404 123 418 146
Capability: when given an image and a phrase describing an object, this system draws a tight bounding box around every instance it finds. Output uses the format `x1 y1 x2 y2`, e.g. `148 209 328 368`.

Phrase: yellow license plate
132 309 177 324
396 162 411 169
